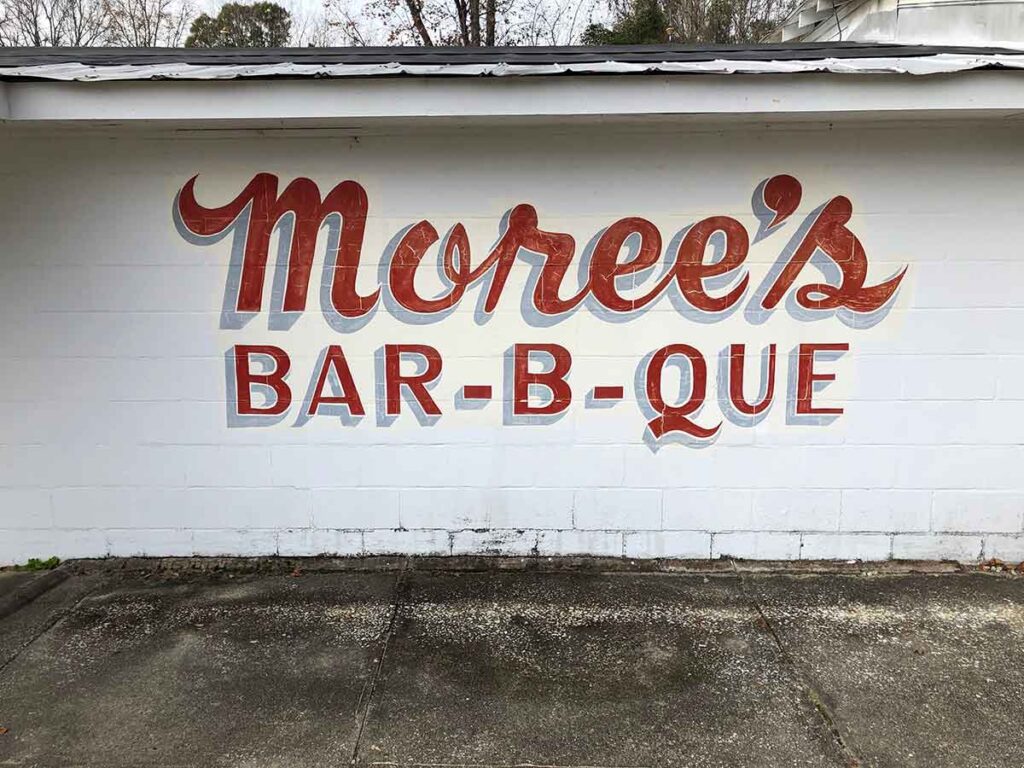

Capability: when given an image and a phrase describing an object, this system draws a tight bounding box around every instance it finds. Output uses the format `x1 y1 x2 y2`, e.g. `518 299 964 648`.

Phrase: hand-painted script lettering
175 173 907 447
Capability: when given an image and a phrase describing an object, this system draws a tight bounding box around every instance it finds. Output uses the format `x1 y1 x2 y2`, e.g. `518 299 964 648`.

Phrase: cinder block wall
1 123 1022 564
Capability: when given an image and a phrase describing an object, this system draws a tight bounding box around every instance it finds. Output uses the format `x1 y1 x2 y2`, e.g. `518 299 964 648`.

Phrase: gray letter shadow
379 223 464 326
502 345 569 426
633 349 719 452
785 344 845 426
320 212 379 333
455 388 492 411
665 225 748 325
746 202 827 326
223 347 290 428
294 346 365 427
468 209 583 329
374 345 441 427
472 208 514 327
268 213 303 331
579 227 676 325
717 344 775 428
750 176 796 244
746 203 903 329
585 385 622 410
172 193 259 331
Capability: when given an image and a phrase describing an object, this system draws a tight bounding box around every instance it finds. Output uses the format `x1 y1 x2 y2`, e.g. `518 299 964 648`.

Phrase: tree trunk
454 0 470 45
485 0 495 45
469 0 480 45
403 0 433 45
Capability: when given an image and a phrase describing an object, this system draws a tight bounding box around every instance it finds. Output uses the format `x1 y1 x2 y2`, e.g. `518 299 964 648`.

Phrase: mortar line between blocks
351 558 409 766
729 559 866 768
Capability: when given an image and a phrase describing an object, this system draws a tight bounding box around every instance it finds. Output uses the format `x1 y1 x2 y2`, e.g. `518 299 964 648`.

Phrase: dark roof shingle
1 41 1022 68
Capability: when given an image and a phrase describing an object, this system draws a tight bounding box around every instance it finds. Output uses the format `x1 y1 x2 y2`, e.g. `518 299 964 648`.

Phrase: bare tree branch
0 0 110 46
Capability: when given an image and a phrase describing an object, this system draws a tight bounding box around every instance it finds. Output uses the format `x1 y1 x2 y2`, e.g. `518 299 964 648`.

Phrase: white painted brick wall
625 531 711 559
0 490 51 529
839 490 931 533
751 490 842 532
800 534 892 562
451 529 538 556
932 492 1024 533
191 529 279 558
362 529 451 556
536 530 624 557
663 490 754 531
311 489 401 529
892 534 983 562
401 489 574 529
2 123 1023 565
278 529 363 557
106 528 194 558
573 489 662 531
712 533 802 560
983 535 1024 561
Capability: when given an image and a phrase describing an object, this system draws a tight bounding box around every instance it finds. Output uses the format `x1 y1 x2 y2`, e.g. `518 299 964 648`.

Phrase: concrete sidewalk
0 558 1022 767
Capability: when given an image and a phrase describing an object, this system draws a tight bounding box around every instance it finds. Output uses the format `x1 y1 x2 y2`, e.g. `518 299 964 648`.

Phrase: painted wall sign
174 173 907 448
7 123 1022 565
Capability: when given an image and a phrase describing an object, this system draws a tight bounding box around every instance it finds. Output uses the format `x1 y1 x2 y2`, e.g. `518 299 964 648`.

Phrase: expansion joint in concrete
350 558 409 765
730 560 866 768
0 572 101 676
0 568 69 623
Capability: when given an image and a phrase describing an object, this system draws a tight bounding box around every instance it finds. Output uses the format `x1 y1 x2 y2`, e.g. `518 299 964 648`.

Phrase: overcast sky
193 0 610 46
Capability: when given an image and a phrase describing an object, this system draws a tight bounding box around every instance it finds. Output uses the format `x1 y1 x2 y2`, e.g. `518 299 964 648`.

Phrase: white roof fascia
5 67 1024 125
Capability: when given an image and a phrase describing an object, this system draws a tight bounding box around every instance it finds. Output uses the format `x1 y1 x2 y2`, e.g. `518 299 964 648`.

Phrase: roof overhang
2 42 1023 79
2 44 1024 128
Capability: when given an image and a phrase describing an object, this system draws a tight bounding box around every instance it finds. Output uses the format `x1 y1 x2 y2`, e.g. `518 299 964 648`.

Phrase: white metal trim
2 52 1024 82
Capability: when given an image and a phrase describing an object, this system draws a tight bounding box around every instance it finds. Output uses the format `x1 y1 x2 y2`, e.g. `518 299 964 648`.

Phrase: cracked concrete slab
0 571 104 670
0 571 396 767
2 561 1024 767
747 572 1024 768
358 571 843 767
0 573 36 601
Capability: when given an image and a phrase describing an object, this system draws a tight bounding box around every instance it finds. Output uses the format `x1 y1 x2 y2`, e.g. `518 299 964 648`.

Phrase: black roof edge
0 42 1022 69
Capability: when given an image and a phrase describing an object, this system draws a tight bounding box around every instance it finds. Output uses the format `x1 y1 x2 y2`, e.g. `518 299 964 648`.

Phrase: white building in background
773 0 1024 45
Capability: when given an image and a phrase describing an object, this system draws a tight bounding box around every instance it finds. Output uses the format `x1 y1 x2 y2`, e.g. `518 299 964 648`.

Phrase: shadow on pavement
0 559 1020 767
